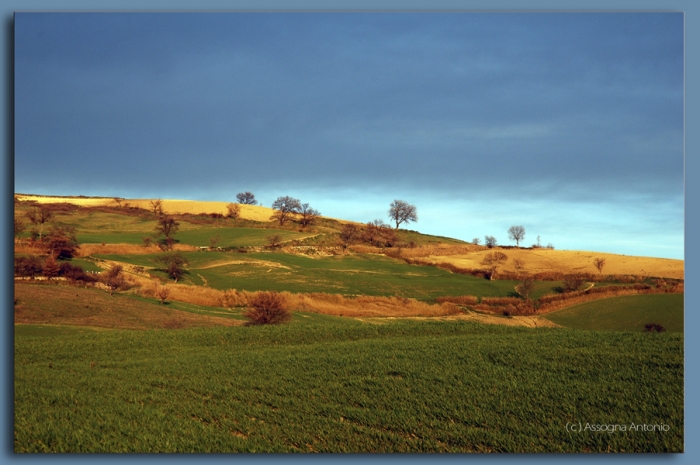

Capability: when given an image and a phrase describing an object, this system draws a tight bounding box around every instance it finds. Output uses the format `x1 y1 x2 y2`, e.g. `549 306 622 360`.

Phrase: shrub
644 323 666 333
562 274 585 292
244 292 291 326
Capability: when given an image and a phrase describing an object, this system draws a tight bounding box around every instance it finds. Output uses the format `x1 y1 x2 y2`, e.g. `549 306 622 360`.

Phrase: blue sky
14 12 684 258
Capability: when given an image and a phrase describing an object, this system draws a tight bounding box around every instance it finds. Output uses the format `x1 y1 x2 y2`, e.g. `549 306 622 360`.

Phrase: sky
14 12 684 259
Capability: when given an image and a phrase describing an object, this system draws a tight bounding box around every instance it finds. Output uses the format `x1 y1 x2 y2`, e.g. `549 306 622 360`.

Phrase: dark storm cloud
15 12 682 203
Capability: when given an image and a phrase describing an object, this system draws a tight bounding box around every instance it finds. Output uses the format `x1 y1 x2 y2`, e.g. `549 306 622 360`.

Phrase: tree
593 257 606 274
471 238 480 245
516 278 535 300
155 253 189 283
236 192 258 205
508 225 526 247
270 196 301 225
42 254 60 280
25 207 54 241
155 215 180 250
244 292 291 326
266 234 283 249
298 203 320 228
149 199 164 216
226 203 241 219
102 264 126 296
484 235 497 248
388 200 417 229
14 218 25 241
44 225 80 259
339 224 359 250
563 274 584 292
113 198 123 208
155 285 171 304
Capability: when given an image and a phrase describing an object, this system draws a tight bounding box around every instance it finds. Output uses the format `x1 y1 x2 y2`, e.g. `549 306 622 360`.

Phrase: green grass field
542 294 684 332
14 320 683 453
96 251 557 300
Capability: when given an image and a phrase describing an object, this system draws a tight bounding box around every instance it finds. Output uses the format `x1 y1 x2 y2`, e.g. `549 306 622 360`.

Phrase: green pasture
79 226 312 247
14 321 683 452
95 251 554 300
543 294 684 332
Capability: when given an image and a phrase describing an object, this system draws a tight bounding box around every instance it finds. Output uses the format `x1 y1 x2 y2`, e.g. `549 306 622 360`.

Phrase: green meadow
14 320 683 453
14 198 684 453
543 294 684 332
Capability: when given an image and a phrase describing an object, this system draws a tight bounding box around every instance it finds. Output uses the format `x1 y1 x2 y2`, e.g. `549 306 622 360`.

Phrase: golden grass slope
15 194 276 222
421 248 683 280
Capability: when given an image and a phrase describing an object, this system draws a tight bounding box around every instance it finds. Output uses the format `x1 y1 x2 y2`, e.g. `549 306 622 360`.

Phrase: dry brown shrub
347 245 383 254
14 242 44 255
436 295 479 306
244 291 291 325
77 243 196 257
288 293 461 318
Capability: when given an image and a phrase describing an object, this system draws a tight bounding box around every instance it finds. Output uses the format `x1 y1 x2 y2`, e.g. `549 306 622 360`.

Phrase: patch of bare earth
14 283 241 330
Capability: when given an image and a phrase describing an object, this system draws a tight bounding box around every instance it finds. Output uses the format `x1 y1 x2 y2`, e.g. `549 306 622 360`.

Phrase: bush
244 292 291 326
644 323 666 333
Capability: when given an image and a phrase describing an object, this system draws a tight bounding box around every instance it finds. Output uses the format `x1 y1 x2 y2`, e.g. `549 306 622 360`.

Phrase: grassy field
95 251 558 300
14 320 683 453
14 196 685 453
542 294 684 332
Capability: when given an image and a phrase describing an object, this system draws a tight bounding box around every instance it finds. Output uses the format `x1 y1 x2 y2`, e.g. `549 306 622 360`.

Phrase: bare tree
388 200 417 229
226 203 241 219
471 238 481 245
339 224 358 250
594 257 606 274
14 218 25 241
298 203 320 228
44 225 80 259
113 197 123 208
155 215 180 250
508 225 526 247
516 278 535 300
270 196 301 225
155 253 189 283
42 254 60 280
210 234 221 249
484 235 497 248
25 207 54 241
102 264 126 296
149 199 164 216
236 192 257 205
266 234 283 249
155 285 171 304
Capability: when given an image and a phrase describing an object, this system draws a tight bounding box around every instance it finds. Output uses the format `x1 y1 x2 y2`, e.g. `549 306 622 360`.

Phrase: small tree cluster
562 274 585 293
363 220 397 247
25 206 54 241
155 215 180 250
482 251 508 265
484 236 497 248
101 264 128 296
236 192 257 205
270 196 302 225
155 253 189 282
298 203 321 228
243 292 291 326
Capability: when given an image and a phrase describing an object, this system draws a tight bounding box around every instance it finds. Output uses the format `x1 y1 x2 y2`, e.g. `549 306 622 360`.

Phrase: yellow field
15 194 276 222
421 248 683 279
